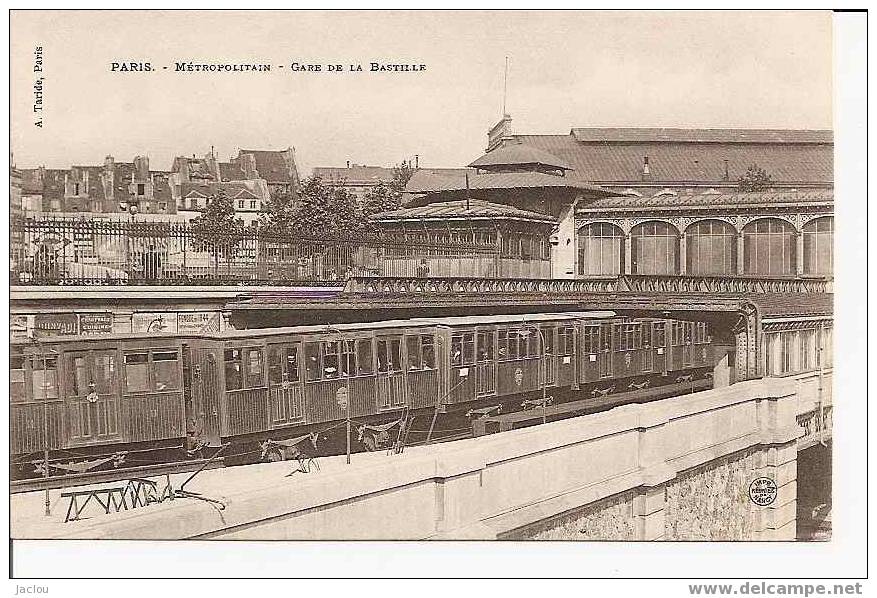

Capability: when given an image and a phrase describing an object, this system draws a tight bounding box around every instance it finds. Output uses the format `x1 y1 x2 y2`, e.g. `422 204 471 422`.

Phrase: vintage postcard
7 7 865 582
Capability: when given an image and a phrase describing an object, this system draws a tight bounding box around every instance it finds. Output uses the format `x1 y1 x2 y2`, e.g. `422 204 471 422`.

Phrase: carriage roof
10 310 619 348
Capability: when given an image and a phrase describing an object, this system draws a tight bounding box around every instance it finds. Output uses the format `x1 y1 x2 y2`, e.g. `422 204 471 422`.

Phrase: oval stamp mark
748 477 778 506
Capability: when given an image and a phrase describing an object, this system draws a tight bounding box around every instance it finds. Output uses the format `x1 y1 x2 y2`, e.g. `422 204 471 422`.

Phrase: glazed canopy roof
371 199 558 224
406 171 612 195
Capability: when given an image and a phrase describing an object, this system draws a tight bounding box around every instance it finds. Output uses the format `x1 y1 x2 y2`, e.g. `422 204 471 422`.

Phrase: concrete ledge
40 377 802 540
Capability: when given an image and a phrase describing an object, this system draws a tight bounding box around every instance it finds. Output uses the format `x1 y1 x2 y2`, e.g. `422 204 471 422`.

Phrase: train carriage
11 311 719 476
11 334 189 466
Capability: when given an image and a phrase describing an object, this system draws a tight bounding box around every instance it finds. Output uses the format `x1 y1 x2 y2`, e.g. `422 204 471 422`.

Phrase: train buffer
472 378 711 437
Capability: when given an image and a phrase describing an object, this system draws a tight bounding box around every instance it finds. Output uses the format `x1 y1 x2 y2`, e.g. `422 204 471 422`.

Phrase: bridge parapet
48 378 802 541
789 369 833 450
621 275 832 295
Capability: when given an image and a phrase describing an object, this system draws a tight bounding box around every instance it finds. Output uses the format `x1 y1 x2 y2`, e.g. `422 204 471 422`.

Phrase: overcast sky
11 10 832 174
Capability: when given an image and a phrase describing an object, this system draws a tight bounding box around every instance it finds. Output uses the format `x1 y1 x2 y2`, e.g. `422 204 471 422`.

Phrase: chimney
241 153 258 180
133 155 149 180
415 155 419 169
723 159 730 181
641 156 651 180
346 160 350 169
204 151 219 180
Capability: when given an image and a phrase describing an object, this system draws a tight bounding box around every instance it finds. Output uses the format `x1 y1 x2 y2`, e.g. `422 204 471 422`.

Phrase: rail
11 457 225 494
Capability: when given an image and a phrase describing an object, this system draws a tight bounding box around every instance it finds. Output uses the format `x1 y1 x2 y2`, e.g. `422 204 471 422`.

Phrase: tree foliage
259 162 418 239
189 191 246 246
359 161 416 224
737 164 774 192
258 176 366 239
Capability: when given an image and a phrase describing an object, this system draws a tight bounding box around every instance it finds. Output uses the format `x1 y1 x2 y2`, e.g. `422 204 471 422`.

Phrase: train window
406 335 436 371
542 328 554 355
450 333 475 365
153 351 180 391
463 333 475 364
522 330 539 358
654 323 666 347
30 356 59 400
496 330 508 360
11 355 26 402
672 322 683 346
69 355 89 397
93 354 116 393
244 349 262 387
377 338 402 373
224 348 243 390
340 340 356 377
323 342 340 379
507 330 520 360
268 347 289 384
477 331 495 362
356 340 374 375
581 326 597 354
305 342 321 381
125 353 151 392
559 326 576 356
422 336 436 369
406 336 422 370
268 348 282 384
642 324 652 348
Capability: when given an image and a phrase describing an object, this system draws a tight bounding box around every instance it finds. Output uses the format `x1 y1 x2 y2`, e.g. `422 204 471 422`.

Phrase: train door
376 335 406 410
654 321 668 373
190 347 222 446
64 350 121 445
682 322 694 368
267 343 305 427
599 323 614 378
642 322 654 373
542 326 557 386
476 329 496 396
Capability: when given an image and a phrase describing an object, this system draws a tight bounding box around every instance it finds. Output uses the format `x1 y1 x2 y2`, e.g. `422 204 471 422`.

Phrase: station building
396 116 834 281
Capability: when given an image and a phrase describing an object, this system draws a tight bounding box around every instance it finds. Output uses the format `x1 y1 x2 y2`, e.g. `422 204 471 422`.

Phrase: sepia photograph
5 7 868 584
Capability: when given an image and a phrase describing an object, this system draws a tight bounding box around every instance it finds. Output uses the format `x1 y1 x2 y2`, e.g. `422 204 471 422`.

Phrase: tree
257 186 299 237
737 164 774 192
359 161 416 224
259 176 365 239
189 191 246 253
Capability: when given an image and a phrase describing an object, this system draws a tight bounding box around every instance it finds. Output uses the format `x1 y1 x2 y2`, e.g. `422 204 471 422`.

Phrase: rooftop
371 198 558 224
469 143 573 171
569 128 833 144
511 133 833 185
406 171 611 195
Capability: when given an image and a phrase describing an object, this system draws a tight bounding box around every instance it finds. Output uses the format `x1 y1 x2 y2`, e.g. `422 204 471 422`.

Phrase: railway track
11 377 710 497
11 458 225 494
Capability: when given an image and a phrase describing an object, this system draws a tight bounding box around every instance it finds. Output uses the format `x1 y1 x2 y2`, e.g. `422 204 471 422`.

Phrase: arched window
631 221 678 275
802 217 833 276
685 220 737 275
577 223 624 275
742 218 796 276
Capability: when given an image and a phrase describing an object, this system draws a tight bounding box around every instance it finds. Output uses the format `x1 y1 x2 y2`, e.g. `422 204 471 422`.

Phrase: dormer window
137 184 145 196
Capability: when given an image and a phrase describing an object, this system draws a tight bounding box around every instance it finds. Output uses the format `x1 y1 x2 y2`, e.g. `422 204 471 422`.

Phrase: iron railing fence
10 219 510 285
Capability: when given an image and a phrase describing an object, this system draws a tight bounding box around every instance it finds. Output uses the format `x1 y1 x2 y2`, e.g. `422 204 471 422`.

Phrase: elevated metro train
11 311 716 476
